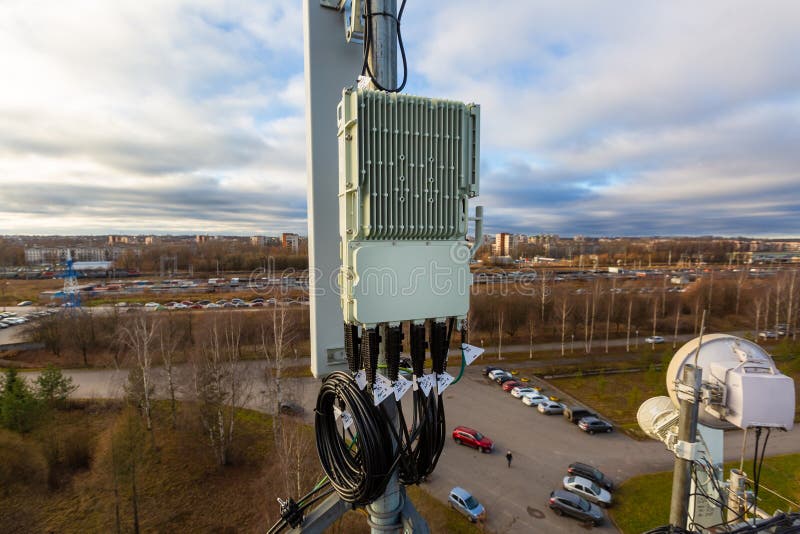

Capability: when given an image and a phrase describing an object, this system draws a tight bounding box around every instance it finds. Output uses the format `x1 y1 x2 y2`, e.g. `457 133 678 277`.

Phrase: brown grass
0 400 473 533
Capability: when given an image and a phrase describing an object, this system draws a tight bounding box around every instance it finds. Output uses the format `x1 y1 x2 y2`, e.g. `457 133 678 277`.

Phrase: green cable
451 348 467 385
300 431 360 505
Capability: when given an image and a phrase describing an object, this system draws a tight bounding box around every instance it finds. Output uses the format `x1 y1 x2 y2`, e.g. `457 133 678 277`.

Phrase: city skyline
2 1 800 237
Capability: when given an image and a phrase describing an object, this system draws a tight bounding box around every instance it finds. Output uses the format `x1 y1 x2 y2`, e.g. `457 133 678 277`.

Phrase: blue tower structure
60 253 81 309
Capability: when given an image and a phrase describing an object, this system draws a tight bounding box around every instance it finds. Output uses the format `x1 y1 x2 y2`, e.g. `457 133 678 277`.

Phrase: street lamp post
571 334 574 354
635 329 639 349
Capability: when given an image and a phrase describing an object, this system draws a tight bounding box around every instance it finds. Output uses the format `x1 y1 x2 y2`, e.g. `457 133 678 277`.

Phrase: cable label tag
372 374 394 406
354 370 367 391
461 344 484 366
417 374 435 397
333 405 354 430
412 375 419 391
436 372 455 394
393 375 412 401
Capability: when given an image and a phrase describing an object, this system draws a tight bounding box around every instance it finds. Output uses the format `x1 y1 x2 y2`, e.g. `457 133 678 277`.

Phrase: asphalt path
17 359 800 534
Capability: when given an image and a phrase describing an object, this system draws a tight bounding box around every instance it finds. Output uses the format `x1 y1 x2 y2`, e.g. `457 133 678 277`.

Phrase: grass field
611 454 800 533
0 400 476 533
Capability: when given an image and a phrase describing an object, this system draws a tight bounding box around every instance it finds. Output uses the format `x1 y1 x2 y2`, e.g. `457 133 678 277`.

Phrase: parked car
567 462 615 491
482 365 501 376
564 406 596 424
578 416 614 434
548 489 604 526
521 393 548 406
496 375 517 385
487 369 510 381
144 302 160 308
645 335 665 344
510 386 540 398
538 400 565 415
501 380 523 392
17 301 33 306
279 401 304 417
452 426 494 453
563 476 613 507
758 331 778 339
449 487 486 523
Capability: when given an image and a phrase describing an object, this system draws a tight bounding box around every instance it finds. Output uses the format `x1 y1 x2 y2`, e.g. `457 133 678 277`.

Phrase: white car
488 369 511 381
17 300 33 306
511 386 540 398
144 302 160 308
538 400 565 415
758 331 778 340
563 475 613 507
645 336 664 344
521 393 548 406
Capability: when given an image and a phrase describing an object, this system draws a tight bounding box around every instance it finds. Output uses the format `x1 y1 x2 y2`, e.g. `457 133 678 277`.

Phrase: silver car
538 400 565 415
563 475 613 507
448 487 486 523
521 393 548 406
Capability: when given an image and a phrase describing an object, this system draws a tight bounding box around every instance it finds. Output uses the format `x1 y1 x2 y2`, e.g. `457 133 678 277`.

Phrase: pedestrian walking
506 450 513 468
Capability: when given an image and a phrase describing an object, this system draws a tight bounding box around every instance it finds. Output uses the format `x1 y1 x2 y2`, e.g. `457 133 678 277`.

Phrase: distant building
251 235 280 247
282 233 300 253
25 247 111 265
108 235 130 245
493 233 511 256
196 235 209 244
144 236 156 245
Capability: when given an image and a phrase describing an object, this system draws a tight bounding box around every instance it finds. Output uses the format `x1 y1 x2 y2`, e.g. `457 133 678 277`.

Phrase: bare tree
673 299 681 349
786 270 796 337
540 270 549 322
262 305 296 447
652 297 658 346
194 314 249 466
118 313 158 431
583 292 590 354
158 318 181 430
605 279 616 354
734 269 748 315
707 269 715 317
497 310 504 360
587 280 600 354
560 298 572 357
626 300 633 353
753 297 763 341
527 312 535 360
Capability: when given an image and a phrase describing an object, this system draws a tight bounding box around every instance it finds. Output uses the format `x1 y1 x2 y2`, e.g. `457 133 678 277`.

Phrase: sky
1 1 799 237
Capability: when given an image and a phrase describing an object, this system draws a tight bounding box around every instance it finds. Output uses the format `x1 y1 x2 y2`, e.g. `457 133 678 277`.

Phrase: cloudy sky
1 1 799 237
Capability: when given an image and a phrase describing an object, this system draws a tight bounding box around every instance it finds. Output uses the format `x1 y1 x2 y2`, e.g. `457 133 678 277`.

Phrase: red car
452 426 494 453
501 380 523 392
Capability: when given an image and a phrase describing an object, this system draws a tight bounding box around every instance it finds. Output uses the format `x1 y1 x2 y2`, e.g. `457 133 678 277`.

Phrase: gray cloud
1 1 799 237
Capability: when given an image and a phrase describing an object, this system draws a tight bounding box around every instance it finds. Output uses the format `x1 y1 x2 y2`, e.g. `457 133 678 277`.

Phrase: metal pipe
365 3 403 532
366 0 397 91
669 364 702 528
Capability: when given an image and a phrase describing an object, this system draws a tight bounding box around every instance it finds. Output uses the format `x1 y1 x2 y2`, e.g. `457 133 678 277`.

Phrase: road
17 359 800 534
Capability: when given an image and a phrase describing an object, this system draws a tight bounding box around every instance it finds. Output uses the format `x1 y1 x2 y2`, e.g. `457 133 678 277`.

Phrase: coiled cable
314 371 395 505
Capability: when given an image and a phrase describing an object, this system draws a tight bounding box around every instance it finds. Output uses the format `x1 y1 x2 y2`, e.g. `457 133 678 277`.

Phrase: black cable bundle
314 372 394 506
362 327 380 386
409 322 426 376
429 321 447 374
385 324 403 381
344 322 361 373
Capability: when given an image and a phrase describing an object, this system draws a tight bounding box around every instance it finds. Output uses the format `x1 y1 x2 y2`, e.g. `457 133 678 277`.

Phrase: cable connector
277 497 304 528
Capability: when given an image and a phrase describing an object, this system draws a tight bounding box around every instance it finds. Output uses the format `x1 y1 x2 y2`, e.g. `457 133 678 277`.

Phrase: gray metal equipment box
337 88 480 325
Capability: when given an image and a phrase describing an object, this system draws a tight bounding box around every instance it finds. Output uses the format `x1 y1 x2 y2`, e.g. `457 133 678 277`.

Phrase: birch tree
118 313 158 431
194 314 249 466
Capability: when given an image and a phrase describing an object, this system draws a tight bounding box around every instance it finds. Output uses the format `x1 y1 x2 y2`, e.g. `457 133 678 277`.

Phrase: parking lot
421 367 677 533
